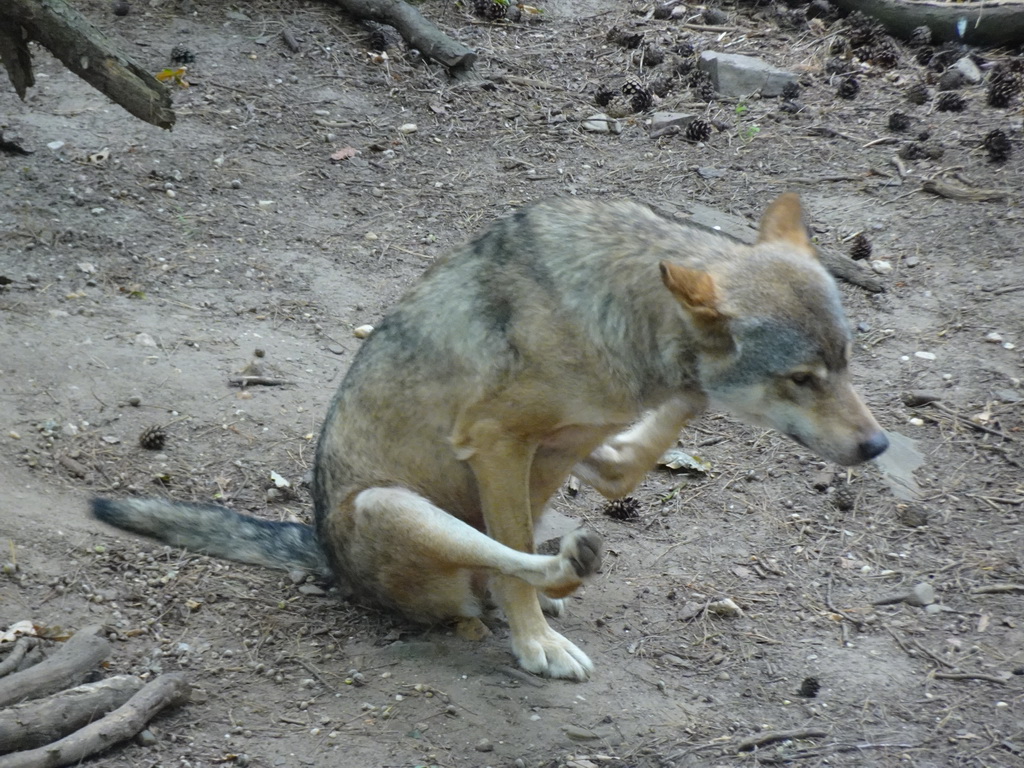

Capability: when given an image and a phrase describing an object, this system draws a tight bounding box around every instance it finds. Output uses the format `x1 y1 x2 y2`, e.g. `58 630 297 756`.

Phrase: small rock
47 140 65 151
563 725 600 741
870 259 893 275
353 324 374 339
906 582 936 607
901 390 941 407
707 598 744 618
905 255 920 267
985 331 1004 344
953 56 983 85
914 351 936 361
135 332 157 347
135 729 157 747
288 569 308 584
230 179 242 189
398 123 418 134
582 114 621 134
128 396 142 407
298 584 326 596
474 738 495 752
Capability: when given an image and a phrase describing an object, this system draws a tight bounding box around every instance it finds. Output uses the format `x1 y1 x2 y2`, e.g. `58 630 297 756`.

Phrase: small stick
921 179 1011 202
227 376 294 388
735 727 828 752
0 637 37 677
970 583 1024 595
933 671 1010 685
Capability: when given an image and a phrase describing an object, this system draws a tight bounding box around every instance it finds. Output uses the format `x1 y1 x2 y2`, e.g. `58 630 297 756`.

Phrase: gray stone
649 111 697 137
954 56 983 85
698 51 797 98
582 114 622 134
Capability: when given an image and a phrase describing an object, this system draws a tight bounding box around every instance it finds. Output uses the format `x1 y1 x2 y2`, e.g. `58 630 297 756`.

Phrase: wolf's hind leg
350 487 599 623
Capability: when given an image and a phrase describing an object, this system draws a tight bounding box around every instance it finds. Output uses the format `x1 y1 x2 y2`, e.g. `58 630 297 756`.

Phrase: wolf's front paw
512 627 593 681
561 528 602 578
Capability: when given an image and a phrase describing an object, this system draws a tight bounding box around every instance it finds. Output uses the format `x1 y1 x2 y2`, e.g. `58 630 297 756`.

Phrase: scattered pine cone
837 76 860 100
170 44 195 65
865 40 899 69
936 91 966 112
689 71 716 102
887 111 911 132
686 117 712 142
673 40 696 58
849 233 872 261
798 677 821 698
844 10 884 49
473 0 507 20
781 80 800 100
899 141 943 161
595 85 615 108
831 485 856 512
642 44 666 67
606 26 644 49
906 82 929 105
988 80 1018 108
139 425 167 451
604 497 641 522
909 25 932 48
984 129 1012 163
622 78 653 113
650 75 675 98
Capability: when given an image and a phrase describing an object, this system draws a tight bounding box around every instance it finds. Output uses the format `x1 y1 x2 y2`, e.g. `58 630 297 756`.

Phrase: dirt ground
1 1 1022 766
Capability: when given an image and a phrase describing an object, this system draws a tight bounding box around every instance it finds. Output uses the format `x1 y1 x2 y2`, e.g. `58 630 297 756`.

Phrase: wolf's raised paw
561 528 602 578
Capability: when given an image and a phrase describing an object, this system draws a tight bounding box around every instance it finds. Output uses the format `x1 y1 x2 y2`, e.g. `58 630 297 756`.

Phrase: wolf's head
661 194 888 466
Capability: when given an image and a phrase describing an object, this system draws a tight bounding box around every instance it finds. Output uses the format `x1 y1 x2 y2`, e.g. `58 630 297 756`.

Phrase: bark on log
0 673 190 768
0 0 175 129
325 0 477 77
0 627 109 709
0 676 144 754
833 0 1024 47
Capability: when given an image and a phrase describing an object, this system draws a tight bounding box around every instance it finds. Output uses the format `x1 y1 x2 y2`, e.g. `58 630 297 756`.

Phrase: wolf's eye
789 372 814 387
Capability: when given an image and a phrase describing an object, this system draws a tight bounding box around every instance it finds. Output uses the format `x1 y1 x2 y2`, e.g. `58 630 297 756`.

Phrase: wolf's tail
89 498 330 578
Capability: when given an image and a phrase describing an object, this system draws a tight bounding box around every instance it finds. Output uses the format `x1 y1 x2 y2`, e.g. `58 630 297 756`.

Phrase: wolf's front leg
457 417 596 680
573 397 701 498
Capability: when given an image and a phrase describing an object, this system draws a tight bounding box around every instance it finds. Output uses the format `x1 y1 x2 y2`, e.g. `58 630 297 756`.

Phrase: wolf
91 193 887 681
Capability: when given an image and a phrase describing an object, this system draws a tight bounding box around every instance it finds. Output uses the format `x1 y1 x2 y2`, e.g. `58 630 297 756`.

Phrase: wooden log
0 0 175 129
0 639 38 679
0 673 190 768
832 0 1024 47
325 0 477 77
0 676 144 754
0 627 109 709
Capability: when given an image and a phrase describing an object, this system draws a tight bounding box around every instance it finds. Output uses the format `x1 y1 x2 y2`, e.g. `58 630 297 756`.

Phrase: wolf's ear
757 193 816 257
660 262 733 351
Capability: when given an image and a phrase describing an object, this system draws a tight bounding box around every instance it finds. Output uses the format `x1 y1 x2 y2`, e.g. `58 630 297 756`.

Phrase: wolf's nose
859 431 889 461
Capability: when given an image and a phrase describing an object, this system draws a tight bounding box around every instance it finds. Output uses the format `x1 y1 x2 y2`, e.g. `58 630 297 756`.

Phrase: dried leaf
657 448 711 473
331 146 359 162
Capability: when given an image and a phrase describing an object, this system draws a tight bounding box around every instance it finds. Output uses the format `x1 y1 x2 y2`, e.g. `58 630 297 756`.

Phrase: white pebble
353 325 374 339
914 351 936 361
985 332 1004 343
870 259 893 275
398 123 418 134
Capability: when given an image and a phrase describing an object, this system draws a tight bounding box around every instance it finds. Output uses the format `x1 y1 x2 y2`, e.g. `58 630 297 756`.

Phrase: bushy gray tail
90 498 329 578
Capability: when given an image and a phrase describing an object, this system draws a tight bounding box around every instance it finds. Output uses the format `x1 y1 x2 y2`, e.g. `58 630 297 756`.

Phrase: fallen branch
0 673 190 768
0 675 143 754
0 627 109 708
832 0 1024 47
0 0 174 129
921 179 1011 203
971 583 1024 595
0 638 38 679
324 0 477 77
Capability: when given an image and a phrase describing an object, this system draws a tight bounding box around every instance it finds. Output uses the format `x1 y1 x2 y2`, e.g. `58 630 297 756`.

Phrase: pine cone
906 82 929 105
837 76 860 100
686 117 712 142
622 78 653 113
595 85 615 108
606 26 644 49
866 41 899 69
909 25 932 48
139 425 167 451
936 91 966 112
849 233 872 261
170 44 195 65
984 129 1012 163
799 677 821 698
473 0 507 21
604 497 640 521
887 111 911 132
781 81 800 100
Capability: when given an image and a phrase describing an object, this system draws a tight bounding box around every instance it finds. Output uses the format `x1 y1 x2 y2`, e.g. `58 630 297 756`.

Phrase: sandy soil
1 1 1022 766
